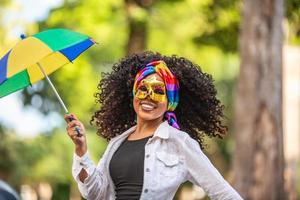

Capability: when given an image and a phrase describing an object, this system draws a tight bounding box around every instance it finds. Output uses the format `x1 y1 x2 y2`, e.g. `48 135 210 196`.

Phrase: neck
134 116 164 137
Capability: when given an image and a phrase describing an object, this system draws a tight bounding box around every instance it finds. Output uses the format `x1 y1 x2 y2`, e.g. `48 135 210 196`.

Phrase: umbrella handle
66 115 82 137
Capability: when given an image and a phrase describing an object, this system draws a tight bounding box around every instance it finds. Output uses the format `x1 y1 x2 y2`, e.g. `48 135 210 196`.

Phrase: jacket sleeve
72 151 110 199
182 135 243 200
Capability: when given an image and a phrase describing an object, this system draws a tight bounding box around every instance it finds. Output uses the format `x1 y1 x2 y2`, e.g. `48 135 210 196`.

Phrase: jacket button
146 168 150 172
144 189 148 193
146 154 150 158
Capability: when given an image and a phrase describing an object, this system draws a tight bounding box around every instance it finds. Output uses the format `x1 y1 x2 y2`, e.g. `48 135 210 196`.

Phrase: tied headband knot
133 60 180 129
164 111 180 129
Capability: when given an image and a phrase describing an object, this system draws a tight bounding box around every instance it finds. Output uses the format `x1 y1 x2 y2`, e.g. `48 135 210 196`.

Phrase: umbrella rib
37 62 69 113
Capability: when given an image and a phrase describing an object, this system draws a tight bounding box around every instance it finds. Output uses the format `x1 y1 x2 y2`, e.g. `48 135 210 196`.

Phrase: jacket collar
152 120 170 139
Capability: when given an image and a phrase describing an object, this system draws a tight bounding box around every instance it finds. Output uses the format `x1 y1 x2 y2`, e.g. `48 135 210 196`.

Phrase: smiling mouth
140 101 157 111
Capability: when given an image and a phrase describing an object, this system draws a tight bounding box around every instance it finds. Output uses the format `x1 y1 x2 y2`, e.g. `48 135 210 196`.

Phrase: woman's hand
64 113 87 157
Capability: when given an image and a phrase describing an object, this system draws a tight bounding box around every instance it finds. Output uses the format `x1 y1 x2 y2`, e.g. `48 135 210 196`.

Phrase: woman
65 51 243 200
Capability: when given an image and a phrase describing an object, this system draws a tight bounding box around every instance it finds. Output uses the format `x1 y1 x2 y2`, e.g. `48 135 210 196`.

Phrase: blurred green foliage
287 0 300 45
0 0 299 199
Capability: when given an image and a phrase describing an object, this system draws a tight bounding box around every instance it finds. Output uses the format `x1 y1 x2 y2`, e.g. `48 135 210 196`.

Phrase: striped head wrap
133 60 180 129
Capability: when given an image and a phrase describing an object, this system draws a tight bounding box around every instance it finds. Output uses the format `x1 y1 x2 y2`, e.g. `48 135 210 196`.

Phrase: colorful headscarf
133 60 180 129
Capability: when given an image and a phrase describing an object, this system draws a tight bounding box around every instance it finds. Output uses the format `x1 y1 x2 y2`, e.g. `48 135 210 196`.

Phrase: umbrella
0 29 96 135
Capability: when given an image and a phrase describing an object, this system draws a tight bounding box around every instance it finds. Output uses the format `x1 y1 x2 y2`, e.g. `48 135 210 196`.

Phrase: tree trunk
124 0 153 55
233 0 285 199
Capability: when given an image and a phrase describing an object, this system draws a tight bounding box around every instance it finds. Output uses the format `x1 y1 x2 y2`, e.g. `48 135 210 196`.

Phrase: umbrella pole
37 62 82 136
37 62 69 113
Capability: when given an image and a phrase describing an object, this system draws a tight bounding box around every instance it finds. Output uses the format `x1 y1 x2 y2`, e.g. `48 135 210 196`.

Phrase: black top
109 135 153 200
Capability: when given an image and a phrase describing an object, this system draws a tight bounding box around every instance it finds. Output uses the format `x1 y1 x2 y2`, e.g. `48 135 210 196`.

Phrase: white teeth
141 104 155 110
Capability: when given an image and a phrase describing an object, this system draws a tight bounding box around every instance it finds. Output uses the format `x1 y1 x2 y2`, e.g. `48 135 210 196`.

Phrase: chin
138 112 159 121
139 116 160 121
137 109 164 122
133 98 167 122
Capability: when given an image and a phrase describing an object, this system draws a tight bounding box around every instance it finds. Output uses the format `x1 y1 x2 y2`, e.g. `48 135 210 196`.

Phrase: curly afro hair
90 51 227 149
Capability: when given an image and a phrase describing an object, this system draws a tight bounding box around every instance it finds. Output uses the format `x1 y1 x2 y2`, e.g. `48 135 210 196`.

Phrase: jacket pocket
156 151 180 177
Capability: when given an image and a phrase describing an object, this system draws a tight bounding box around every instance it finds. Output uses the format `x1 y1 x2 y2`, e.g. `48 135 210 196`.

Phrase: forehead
143 73 163 82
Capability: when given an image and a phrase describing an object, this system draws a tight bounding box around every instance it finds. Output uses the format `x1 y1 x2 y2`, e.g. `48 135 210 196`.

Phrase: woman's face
133 73 168 122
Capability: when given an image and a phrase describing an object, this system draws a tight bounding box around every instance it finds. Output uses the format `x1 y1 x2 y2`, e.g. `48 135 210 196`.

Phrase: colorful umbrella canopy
0 29 95 135
0 28 95 98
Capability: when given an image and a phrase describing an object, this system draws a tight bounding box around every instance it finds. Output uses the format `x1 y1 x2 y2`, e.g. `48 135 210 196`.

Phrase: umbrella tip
20 34 26 40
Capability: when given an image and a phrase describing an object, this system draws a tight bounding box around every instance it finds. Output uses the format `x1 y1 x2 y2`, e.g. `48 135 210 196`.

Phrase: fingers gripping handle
67 116 82 137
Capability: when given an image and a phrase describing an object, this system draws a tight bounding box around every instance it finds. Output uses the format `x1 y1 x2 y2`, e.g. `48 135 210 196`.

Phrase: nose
145 94 151 100
144 90 152 100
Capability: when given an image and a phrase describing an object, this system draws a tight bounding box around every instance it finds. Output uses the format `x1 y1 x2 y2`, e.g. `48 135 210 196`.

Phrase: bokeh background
0 0 299 199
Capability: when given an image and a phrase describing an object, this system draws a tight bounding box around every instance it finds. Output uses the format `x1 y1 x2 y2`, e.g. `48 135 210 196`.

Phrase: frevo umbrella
0 28 96 135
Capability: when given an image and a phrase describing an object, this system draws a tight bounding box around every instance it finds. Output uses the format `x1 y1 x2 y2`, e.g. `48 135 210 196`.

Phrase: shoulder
167 124 195 147
167 124 191 142
167 124 201 151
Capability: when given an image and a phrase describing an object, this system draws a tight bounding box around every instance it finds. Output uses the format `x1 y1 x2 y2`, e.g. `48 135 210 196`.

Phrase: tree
233 0 285 199
125 0 153 55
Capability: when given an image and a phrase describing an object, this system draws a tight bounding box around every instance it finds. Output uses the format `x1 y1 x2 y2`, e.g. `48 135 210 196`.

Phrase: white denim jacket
72 121 243 200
